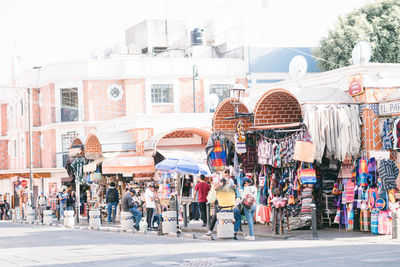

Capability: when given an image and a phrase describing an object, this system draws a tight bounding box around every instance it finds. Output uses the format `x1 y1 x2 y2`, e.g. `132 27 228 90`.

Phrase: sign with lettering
379 101 400 116
348 74 364 96
369 150 390 160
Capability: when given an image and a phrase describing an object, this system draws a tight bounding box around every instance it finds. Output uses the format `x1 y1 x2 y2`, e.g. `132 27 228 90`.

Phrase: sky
0 0 375 84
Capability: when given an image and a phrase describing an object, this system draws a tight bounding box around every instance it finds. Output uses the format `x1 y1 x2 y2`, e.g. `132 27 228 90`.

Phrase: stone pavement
1 221 400 267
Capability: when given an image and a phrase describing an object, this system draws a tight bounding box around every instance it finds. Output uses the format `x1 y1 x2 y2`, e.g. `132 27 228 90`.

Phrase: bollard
162 211 177 234
89 209 101 229
175 197 179 229
216 212 234 239
121 212 134 231
311 203 318 239
206 203 210 228
43 210 53 225
183 203 188 228
393 210 398 239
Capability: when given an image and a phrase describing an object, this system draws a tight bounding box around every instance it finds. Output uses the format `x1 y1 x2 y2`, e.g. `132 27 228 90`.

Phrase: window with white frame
209 84 231 112
151 84 174 103
60 88 79 122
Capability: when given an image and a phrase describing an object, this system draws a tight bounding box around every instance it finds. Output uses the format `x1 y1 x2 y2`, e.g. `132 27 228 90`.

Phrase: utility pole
192 64 198 113
27 88 34 210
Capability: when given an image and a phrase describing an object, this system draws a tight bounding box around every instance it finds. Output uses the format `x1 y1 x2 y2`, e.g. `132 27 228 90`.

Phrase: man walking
121 188 142 231
194 174 210 227
106 182 119 223
37 192 47 222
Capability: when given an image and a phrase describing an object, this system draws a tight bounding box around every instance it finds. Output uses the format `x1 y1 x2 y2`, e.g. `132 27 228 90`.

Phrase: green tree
313 0 400 71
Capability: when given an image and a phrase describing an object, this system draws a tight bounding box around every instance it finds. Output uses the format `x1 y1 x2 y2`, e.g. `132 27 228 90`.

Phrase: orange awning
102 156 154 175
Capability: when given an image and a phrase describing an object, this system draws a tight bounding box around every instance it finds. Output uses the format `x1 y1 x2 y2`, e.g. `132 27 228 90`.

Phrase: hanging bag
299 162 317 185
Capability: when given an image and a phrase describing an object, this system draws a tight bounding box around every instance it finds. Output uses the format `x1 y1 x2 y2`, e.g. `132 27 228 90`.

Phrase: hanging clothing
378 159 399 191
205 132 229 172
393 118 400 150
381 118 393 150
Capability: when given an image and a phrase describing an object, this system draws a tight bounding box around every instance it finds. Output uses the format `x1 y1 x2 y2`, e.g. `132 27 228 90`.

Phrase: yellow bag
207 186 217 204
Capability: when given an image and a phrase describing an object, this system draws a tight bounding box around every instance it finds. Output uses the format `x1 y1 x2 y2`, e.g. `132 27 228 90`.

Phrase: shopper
66 188 76 211
37 192 48 222
4 200 10 220
58 189 67 218
240 178 257 240
145 184 157 230
194 174 210 227
121 188 142 231
207 178 241 239
106 182 119 223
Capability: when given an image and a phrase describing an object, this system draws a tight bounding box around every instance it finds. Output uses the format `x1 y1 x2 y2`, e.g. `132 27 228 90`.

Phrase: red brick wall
1 104 8 136
253 89 301 126
40 129 56 168
178 77 204 113
213 98 252 131
84 134 102 159
32 88 41 127
40 83 56 125
125 79 146 113
25 132 41 168
361 108 382 151
83 80 126 121
0 140 8 169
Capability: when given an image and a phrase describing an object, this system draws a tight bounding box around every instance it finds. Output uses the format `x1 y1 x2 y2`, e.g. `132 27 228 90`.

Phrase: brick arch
156 127 211 147
361 108 381 151
84 134 102 159
253 89 301 126
71 138 83 148
212 98 251 131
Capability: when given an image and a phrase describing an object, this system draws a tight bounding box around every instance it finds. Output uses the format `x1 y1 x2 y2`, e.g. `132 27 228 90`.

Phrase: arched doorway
212 97 252 131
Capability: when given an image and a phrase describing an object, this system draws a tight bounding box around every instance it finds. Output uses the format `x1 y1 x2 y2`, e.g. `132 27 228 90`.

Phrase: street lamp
226 82 253 120
192 64 198 113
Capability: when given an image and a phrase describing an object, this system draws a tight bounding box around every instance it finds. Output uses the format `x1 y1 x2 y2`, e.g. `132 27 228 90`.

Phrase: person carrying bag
240 177 257 240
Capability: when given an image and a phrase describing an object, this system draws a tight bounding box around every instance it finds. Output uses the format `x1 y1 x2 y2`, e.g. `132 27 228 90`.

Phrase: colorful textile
360 209 371 232
381 118 393 150
371 209 379 235
378 159 399 191
345 179 355 204
378 210 392 235
338 164 354 179
346 205 354 231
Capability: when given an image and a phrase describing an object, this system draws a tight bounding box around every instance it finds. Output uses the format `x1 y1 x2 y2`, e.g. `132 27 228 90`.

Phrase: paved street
1 221 400 266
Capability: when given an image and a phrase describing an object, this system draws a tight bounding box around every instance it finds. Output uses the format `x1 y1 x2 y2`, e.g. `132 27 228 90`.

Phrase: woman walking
241 177 257 240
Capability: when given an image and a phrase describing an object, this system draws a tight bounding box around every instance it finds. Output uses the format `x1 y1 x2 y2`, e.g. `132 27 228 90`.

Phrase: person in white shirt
145 184 157 230
240 178 257 240
37 192 47 222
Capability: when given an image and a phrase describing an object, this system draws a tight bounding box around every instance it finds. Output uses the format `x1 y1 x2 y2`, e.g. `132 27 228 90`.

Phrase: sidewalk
181 220 391 241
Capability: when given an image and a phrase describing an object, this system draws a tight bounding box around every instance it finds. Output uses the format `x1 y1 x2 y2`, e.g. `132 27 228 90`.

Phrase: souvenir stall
210 87 364 234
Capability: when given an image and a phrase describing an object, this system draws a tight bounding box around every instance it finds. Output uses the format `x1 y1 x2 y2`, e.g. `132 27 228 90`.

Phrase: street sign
20 180 28 187
379 101 400 116
348 74 364 96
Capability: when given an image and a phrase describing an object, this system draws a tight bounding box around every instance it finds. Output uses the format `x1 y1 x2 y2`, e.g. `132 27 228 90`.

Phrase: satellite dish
207 93 219 111
104 47 113 58
289 55 307 79
90 49 104 60
352 41 371 64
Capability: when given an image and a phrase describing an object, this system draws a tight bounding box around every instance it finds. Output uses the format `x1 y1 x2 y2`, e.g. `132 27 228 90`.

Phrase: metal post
192 64 197 113
392 211 398 239
183 203 188 228
206 203 210 228
311 203 318 239
112 205 116 223
175 196 179 229
76 178 80 224
57 199 60 221
27 88 34 215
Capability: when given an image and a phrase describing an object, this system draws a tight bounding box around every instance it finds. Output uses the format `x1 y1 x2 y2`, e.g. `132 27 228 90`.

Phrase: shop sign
369 150 390 160
379 101 400 116
20 180 28 187
348 74 364 96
